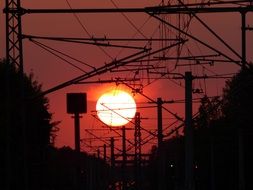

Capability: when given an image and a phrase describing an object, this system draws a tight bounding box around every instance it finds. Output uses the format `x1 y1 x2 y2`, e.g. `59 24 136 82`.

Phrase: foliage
147 67 253 190
0 59 111 190
222 66 253 129
0 59 59 189
196 95 223 128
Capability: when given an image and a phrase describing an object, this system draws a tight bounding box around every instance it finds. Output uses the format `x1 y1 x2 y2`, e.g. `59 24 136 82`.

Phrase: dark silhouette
221 67 253 190
2 57 253 190
147 67 253 190
43 146 110 190
0 59 58 190
0 59 111 190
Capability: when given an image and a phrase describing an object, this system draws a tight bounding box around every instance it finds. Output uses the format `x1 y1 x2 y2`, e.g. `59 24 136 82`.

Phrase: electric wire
30 39 88 73
65 0 114 60
110 0 147 39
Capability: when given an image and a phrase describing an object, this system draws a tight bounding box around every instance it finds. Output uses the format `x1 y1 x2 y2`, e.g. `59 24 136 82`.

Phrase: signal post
67 93 87 190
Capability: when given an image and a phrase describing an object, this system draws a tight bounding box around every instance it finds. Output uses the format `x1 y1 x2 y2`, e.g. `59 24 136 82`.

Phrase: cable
65 0 114 60
30 39 88 73
110 0 147 39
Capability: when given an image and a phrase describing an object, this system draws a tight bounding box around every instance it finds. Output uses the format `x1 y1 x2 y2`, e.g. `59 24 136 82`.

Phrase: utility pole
122 126 127 190
157 97 166 190
157 98 163 148
110 138 115 167
185 71 194 190
5 1 28 189
67 93 87 152
74 112 81 153
241 11 246 70
4 57 11 190
5 0 24 70
97 148 100 158
73 109 82 190
67 93 87 190
103 144 107 162
134 112 142 190
110 137 115 190
239 11 246 190
135 112 142 163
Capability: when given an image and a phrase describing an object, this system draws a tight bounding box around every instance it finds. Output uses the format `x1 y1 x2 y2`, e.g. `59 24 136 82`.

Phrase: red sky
1 1 252 155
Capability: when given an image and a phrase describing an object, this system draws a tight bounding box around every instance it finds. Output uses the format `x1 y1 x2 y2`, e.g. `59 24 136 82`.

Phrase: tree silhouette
222 67 253 130
147 67 253 190
221 67 253 190
0 59 58 190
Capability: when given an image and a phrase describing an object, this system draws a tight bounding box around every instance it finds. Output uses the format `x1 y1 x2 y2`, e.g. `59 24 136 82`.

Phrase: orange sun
96 89 137 127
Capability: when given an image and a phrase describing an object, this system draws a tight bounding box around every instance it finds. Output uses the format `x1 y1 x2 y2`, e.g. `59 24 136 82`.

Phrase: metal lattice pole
5 0 24 71
5 1 27 189
134 112 142 189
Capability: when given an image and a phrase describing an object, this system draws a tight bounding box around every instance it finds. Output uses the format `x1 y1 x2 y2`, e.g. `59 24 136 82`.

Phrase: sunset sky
1 0 252 154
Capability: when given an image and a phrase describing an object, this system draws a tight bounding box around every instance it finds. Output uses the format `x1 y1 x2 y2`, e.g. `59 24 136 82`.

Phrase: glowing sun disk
96 90 136 127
